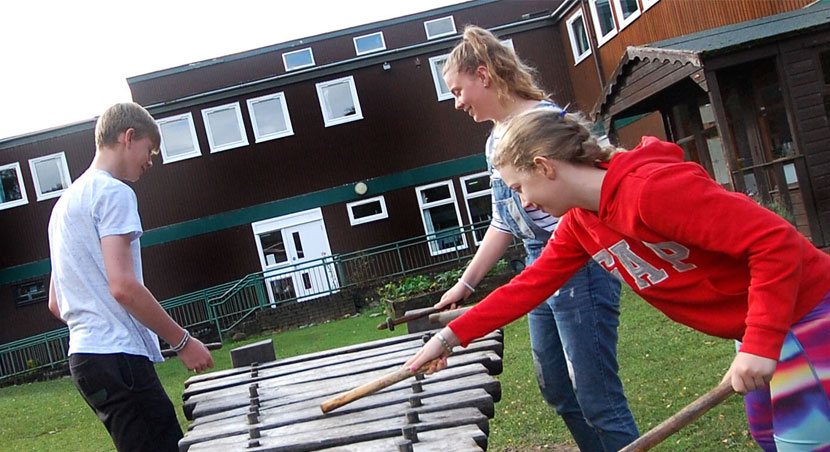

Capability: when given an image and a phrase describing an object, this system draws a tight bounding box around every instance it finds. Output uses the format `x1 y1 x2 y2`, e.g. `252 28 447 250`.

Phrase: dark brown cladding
0 126 95 268
128 0 563 105
133 24 572 231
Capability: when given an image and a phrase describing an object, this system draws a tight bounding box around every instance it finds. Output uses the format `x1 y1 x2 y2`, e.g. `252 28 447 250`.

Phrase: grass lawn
0 287 757 451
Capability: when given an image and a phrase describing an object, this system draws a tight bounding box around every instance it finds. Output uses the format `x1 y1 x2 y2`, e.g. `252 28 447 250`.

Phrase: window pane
0 167 24 203
252 98 288 135
355 33 384 54
284 49 313 70
467 195 492 242
619 0 639 19
352 200 383 219
15 279 47 306
206 108 243 147
420 184 451 203
425 204 463 250
260 231 287 266
323 81 356 119
573 18 589 54
160 119 196 158
426 17 455 38
463 175 490 194
434 58 449 93
596 0 615 36
34 157 68 194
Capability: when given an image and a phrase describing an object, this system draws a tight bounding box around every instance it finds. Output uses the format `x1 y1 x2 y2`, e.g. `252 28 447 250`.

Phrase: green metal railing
1 221 500 383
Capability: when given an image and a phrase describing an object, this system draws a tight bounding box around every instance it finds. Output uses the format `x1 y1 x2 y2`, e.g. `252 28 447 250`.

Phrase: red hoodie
449 137 830 360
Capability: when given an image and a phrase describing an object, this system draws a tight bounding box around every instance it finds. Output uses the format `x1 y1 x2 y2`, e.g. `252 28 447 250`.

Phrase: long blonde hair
492 108 620 172
443 25 547 104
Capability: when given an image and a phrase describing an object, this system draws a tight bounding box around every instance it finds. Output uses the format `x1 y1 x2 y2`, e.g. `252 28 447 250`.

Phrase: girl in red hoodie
406 108 830 451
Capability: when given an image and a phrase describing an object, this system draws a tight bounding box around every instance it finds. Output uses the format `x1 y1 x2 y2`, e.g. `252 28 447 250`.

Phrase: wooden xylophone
179 329 505 451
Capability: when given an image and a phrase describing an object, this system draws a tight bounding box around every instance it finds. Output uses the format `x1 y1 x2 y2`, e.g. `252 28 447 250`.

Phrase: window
353 32 386 55
15 278 47 307
424 16 456 40
247 92 294 143
283 48 315 72
612 0 641 29
157 113 201 164
0 162 28 210
642 0 659 10
429 54 453 101
347 196 388 225
416 180 467 256
316 76 364 127
28 152 71 201
201 102 248 153
589 0 618 46
566 9 592 64
501 39 515 53
460 172 493 245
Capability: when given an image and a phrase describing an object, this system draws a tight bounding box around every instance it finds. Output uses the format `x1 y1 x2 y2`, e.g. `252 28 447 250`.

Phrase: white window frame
566 9 592 65
282 48 315 72
353 31 386 56
246 92 294 143
459 172 493 246
415 180 468 256
0 162 29 210
316 76 364 127
346 195 388 226
588 0 618 47
501 38 515 53
612 0 641 30
28 152 72 201
201 102 249 153
424 16 456 40
428 54 453 101
157 113 201 164
642 0 659 11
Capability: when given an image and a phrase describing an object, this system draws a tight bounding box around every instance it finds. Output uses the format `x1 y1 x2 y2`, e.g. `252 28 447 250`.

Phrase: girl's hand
435 282 472 310
722 352 777 394
404 328 459 374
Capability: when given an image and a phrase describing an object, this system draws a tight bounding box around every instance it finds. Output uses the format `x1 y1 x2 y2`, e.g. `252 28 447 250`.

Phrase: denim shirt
490 176 551 264
487 100 557 263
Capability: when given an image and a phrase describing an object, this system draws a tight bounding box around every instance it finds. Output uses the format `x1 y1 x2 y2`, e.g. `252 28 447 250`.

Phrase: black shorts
69 353 182 452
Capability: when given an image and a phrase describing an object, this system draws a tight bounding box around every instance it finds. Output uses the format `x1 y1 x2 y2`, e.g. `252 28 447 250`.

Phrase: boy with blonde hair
48 102 214 451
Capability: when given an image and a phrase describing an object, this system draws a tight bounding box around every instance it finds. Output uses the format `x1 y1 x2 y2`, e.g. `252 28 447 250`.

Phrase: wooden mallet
320 358 442 413
619 380 735 451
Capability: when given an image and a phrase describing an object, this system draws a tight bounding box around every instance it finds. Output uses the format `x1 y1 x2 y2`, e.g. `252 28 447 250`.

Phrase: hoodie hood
599 136 686 222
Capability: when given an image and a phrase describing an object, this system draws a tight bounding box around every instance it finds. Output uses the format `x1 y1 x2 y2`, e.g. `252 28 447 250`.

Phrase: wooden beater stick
320 358 441 413
619 380 735 451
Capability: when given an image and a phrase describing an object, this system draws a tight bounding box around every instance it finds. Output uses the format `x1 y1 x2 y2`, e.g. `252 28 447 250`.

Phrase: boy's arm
48 275 64 322
101 234 214 372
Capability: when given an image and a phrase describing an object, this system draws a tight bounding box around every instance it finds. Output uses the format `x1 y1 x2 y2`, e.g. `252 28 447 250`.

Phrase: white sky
0 0 466 140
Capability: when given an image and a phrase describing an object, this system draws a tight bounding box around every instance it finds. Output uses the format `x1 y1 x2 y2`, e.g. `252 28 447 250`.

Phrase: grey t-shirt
48 168 162 362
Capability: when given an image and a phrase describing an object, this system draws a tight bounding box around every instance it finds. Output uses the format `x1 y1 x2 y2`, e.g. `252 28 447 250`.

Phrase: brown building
0 0 822 347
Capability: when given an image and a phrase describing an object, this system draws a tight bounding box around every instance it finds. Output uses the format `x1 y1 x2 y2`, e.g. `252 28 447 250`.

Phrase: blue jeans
527 247 639 451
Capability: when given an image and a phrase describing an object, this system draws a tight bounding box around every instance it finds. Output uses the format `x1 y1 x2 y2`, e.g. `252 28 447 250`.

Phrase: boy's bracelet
434 331 454 355
171 329 191 353
458 279 475 293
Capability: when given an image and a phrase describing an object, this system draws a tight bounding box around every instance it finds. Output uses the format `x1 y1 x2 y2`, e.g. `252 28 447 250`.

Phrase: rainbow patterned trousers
744 290 830 451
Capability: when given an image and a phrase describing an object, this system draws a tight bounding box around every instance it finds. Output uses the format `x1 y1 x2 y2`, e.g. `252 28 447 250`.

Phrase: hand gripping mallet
619 380 735 451
320 357 443 413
